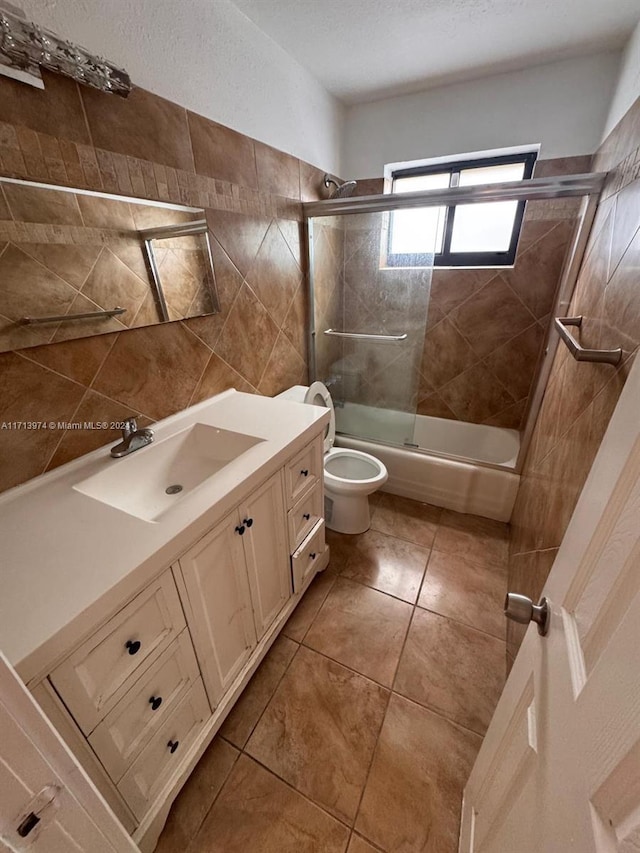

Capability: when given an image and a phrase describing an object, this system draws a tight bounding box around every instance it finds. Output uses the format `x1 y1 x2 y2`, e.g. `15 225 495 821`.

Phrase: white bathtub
336 404 520 522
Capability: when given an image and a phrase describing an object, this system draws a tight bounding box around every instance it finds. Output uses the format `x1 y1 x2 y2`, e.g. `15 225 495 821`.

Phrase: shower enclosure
305 172 605 518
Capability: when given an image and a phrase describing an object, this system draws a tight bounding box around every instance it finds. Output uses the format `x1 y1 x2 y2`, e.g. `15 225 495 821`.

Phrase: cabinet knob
303 513 310 520
167 740 179 754
243 517 254 528
300 469 309 477
125 639 141 655
149 696 163 711
310 552 317 560
235 524 245 536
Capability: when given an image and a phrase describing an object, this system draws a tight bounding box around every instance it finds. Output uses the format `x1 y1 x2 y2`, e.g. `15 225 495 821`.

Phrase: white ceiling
230 0 640 103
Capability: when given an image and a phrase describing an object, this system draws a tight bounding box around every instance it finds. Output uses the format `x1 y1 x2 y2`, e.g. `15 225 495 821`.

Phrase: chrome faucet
110 417 154 458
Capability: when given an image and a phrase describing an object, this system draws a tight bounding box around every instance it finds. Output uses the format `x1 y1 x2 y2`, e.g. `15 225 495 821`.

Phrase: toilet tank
275 385 309 403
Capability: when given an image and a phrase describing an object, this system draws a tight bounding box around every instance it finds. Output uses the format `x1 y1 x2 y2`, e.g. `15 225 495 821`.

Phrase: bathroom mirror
0 177 220 353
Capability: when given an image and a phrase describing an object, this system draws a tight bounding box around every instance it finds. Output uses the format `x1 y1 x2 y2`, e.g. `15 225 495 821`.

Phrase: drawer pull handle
303 513 310 520
125 639 141 655
235 524 245 536
310 552 317 560
243 517 254 528
167 740 179 754
149 696 163 711
300 469 309 477
17 812 41 838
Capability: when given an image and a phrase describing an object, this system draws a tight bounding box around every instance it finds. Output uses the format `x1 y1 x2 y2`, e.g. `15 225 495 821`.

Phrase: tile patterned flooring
156 492 508 853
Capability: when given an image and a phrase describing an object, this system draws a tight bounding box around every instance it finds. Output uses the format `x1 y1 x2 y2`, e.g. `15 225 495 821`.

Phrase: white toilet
278 382 388 534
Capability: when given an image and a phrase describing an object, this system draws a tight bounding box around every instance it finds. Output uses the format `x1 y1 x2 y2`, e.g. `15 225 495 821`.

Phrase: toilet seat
304 381 335 453
324 447 387 493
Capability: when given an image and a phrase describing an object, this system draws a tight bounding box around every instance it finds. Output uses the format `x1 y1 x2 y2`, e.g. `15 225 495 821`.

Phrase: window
386 150 537 267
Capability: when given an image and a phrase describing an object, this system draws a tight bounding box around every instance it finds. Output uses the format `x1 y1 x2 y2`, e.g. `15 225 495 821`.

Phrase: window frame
387 150 537 268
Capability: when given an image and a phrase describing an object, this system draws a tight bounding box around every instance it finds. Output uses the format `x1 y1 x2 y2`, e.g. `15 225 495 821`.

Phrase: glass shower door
310 209 435 447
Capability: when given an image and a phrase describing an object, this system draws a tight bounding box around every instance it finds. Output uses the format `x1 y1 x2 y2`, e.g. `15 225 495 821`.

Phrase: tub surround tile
418 550 506 639
483 322 545 402
191 754 349 853
304 577 413 687
155 738 239 853
509 104 640 659
437 361 515 425
245 646 388 824
355 693 481 853
347 835 381 853
220 636 298 749
394 608 505 735
340 529 430 604
370 493 442 549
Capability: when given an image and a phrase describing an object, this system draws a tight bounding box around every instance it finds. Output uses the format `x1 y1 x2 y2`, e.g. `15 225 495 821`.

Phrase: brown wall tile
188 113 257 188
81 86 194 173
508 100 640 662
255 142 300 199
0 71 89 145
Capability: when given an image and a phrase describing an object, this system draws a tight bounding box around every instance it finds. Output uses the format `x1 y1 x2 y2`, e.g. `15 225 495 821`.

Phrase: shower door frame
304 172 606 475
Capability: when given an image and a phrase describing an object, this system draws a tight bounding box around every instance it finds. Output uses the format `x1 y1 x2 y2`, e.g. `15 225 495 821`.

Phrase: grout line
76 85 95 149
40 386 91 473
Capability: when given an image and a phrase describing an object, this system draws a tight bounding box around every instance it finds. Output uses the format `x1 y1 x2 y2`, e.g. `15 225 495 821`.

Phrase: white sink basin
74 423 264 522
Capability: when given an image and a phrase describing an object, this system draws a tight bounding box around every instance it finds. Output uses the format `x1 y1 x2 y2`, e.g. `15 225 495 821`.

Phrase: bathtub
335 404 520 522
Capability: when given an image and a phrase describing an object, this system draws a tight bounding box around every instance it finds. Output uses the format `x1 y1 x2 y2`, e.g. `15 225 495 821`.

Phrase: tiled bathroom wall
0 70 330 493
507 96 640 663
349 158 588 428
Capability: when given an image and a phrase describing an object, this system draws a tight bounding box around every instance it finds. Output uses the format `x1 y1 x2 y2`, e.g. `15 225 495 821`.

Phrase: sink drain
165 484 183 495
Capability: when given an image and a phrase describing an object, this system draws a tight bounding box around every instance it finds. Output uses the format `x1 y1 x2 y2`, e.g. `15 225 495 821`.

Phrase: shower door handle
324 329 407 342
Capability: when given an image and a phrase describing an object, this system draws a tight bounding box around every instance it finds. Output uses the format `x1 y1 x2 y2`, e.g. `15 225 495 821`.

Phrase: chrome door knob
504 593 550 636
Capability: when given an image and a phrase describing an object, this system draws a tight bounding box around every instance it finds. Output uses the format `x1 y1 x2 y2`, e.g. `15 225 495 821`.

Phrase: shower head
323 174 358 199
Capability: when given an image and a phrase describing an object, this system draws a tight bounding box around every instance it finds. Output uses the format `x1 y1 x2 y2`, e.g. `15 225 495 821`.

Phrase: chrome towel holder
554 316 622 366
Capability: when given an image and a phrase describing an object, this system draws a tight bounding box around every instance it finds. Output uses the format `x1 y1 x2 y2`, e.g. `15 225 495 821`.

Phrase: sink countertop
0 390 329 681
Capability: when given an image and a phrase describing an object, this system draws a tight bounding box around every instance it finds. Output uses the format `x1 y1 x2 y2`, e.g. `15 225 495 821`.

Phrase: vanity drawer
50 569 186 735
288 482 323 552
117 677 210 819
291 519 326 594
88 629 200 782
285 438 323 507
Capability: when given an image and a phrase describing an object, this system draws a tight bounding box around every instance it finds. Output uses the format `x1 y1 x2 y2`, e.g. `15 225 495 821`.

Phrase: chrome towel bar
554 316 622 366
20 307 127 325
324 328 407 342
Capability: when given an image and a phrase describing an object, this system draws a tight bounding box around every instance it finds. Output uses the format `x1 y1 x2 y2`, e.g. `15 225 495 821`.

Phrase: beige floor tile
418 550 507 639
355 694 480 853
245 646 388 823
304 577 412 686
348 834 381 852
219 635 298 748
432 509 509 567
326 528 357 570
394 608 505 735
370 493 442 548
190 754 349 853
340 529 430 604
282 566 338 642
155 737 239 852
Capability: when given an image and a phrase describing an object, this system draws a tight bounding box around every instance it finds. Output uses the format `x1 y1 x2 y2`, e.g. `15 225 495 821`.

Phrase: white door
0 653 137 853
460 356 640 852
176 513 257 708
240 472 291 639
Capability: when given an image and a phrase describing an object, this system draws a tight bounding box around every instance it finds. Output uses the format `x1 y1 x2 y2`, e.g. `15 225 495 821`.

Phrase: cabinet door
177 515 257 707
240 472 291 640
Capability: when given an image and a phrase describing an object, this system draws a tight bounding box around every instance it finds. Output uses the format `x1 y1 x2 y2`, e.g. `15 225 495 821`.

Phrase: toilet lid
304 381 335 452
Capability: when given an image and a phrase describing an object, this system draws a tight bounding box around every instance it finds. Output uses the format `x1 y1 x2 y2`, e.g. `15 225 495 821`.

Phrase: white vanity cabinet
27 429 329 852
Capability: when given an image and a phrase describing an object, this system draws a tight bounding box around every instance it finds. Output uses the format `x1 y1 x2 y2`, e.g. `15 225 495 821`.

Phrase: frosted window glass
450 201 519 253
458 162 525 186
391 172 449 254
